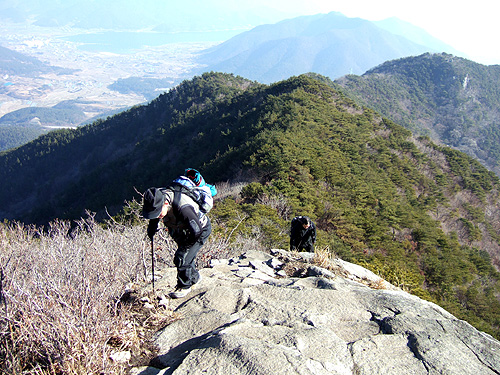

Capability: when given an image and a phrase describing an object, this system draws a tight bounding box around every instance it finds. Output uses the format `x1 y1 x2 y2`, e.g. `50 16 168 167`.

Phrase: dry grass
365 278 387 290
212 181 247 201
276 247 389 290
0 214 147 374
313 246 335 268
278 247 339 278
0 210 241 374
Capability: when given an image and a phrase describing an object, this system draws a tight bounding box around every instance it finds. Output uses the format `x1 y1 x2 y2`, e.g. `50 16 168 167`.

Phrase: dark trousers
297 242 314 252
291 242 315 252
291 237 315 252
172 219 212 288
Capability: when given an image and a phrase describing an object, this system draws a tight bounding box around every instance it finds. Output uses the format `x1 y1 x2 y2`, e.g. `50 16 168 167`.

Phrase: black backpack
166 181 212 214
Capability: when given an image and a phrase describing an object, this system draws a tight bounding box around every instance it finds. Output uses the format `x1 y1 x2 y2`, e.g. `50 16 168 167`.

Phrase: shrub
0 205 249 374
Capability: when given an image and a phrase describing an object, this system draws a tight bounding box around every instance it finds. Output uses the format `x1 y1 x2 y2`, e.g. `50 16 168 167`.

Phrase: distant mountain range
195 12 463 83
373 17 461 56
0 7 473 156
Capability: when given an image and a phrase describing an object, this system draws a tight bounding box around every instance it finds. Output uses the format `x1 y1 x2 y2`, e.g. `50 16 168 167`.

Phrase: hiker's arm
179 205 203 244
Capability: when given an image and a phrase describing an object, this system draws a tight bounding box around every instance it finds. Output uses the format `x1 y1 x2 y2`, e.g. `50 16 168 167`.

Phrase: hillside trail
112 248 500 375
117 248 397 370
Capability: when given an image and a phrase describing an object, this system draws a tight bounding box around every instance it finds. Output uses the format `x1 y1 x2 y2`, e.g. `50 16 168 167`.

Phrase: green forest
0 102 90 151
1 72 500 339
0 124 45 151
108 77 177 100
335 53 500 174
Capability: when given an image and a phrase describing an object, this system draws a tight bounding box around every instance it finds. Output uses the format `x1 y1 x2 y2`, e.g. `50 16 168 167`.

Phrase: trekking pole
151 238 155 293
0 267 4 308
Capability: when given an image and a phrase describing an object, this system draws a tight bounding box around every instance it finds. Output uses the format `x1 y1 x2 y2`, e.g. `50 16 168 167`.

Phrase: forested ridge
1 72 500 339
334 53 500 175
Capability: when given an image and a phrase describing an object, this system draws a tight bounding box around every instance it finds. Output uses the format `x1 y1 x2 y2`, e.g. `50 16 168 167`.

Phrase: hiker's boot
194 273 202 285
169 286 192 299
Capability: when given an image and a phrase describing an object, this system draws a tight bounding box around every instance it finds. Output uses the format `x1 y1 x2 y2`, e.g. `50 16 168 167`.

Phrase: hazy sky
260 0 498 65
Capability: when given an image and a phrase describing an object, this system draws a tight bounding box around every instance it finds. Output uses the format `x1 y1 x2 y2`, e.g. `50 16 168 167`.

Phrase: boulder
129 250 500 375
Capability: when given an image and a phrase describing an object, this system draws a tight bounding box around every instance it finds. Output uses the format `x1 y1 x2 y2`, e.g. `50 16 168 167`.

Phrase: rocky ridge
128 249 500 375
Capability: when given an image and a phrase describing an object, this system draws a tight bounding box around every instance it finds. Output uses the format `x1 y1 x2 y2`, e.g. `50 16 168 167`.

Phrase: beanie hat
185 168 202 186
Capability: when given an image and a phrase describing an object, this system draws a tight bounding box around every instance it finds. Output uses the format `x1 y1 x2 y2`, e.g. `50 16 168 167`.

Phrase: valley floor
0 22 213 122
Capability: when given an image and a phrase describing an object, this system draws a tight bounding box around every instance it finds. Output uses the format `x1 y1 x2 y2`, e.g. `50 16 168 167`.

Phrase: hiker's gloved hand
147 218 159 240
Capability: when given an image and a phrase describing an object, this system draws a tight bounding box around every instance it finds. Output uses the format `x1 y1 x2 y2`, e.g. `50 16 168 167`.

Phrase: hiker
290 216 316 252
142 169 214 299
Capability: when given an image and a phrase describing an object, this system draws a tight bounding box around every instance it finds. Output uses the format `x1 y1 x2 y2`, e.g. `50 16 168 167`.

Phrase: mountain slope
196 12 455 83
374 17 464 58
0 45 75 77
334 53 500 175
0 102 87 127
1 72 500 338
0 73 260 222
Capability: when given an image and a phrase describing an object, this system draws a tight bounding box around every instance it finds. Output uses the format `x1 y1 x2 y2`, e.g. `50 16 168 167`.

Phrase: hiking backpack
167 176 213 214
